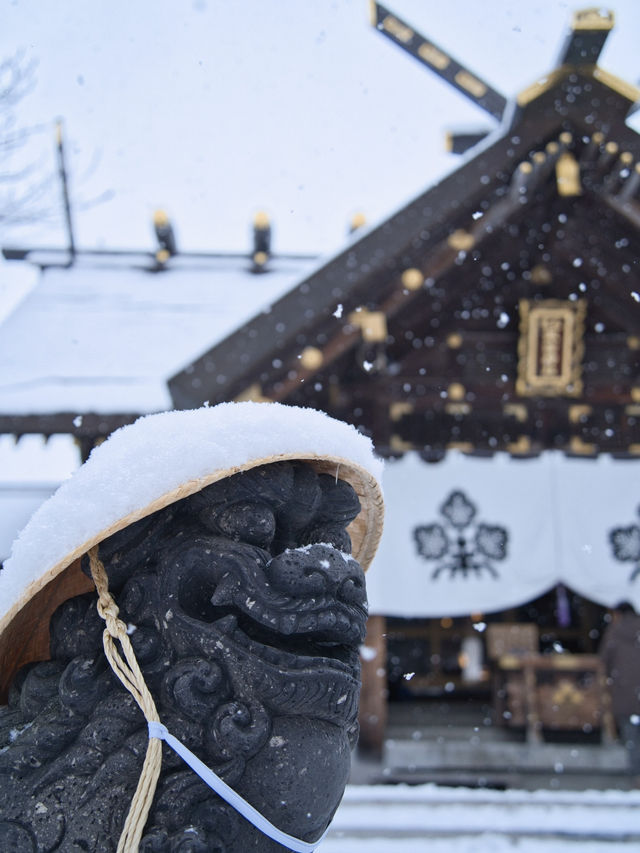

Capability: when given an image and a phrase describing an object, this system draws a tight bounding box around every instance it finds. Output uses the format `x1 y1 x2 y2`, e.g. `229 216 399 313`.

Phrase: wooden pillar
358 614 388 754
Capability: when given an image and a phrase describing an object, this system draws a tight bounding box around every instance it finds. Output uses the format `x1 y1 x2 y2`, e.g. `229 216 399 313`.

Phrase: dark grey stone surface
0 462 367 851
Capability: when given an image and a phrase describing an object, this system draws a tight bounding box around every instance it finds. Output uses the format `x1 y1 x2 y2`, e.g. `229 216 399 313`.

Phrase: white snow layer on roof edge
0 402 383 617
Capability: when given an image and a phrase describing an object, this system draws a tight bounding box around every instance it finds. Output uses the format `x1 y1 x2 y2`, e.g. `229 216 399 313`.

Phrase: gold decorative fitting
518 162 533 175
532 152 546 166
591 131 605 146
390 402 414 422
569 436 596 455
155 248 170 264
454 70 487 98
556 152 582 196
348 308 388 343
350 212 366 231
445 403 471 416
253 251 268 266
299 346 324 371
390 434 414 452
504 403 528 423
153 209 170 227
604 141 619 156
545 141 560 156
446 332 463 349
569 404 592 423
628 336 640 351
517 299 586 398
632 387 640 403
418 42 450 70
234 383 270 403
401 268 424 291
629 444 640 456
619 152 634 166
447 382 466 401
559 131 573 146
254 210 270 229
625 405 640 416
508 436 532 454
446 441 474 453
517 71 563 107
572 8 614 31
530 264 552 285
592 68 640 105
447 229 475 251
382 14 413 43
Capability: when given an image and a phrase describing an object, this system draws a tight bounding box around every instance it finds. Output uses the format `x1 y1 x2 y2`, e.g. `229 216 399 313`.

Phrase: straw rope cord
88 546 163 853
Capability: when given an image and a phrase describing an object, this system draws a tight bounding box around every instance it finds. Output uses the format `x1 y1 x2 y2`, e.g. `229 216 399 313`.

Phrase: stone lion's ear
85 504 177 590
315 475 361 526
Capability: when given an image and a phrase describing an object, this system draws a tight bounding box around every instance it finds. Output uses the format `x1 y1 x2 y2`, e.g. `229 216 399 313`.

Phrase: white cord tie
147 720 328 852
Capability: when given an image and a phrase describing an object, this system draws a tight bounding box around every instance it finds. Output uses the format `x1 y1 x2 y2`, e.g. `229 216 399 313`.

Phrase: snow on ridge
0 403 383 620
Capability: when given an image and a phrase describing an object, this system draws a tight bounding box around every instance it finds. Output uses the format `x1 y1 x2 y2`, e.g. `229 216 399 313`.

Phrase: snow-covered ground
322 784 640 851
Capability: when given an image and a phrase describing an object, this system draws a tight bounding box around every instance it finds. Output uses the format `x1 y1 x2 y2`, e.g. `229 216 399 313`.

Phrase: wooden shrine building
1 6 640 776
170 6 640 461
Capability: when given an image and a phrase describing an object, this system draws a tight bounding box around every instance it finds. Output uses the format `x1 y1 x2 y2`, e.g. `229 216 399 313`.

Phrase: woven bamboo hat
0 403 384 700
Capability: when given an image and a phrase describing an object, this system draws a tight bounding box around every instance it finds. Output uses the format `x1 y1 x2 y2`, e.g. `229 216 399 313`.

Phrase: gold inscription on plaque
517 299 586 397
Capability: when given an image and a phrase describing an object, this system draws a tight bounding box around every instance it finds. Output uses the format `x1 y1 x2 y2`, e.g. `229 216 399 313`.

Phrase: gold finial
254 210 270 229
350 212 367 232
572 8 614 31
153 209 170 228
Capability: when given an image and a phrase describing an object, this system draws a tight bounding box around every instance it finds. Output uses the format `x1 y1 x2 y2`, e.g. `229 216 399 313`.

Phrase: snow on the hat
1 402 383 619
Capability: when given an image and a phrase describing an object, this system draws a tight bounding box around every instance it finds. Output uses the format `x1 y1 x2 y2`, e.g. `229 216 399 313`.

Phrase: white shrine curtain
366 452 640 617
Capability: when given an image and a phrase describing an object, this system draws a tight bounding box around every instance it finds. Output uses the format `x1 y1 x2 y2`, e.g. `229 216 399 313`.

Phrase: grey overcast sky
3 0 640 255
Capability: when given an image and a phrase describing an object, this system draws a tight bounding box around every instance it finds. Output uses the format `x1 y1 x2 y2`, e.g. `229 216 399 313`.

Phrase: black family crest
413 489 508 579
609 504 640 582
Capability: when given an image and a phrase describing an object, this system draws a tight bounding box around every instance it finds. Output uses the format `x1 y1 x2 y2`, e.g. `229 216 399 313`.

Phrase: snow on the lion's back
0 402 383 621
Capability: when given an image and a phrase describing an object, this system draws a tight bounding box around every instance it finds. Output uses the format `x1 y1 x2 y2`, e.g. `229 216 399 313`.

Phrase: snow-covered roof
0 253 318 415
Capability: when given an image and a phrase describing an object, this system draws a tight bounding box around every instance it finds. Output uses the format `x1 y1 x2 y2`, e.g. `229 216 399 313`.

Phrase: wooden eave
169 63 640 461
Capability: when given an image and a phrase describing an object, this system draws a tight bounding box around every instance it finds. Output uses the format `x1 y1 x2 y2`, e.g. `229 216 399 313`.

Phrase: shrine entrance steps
352 699 633 791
